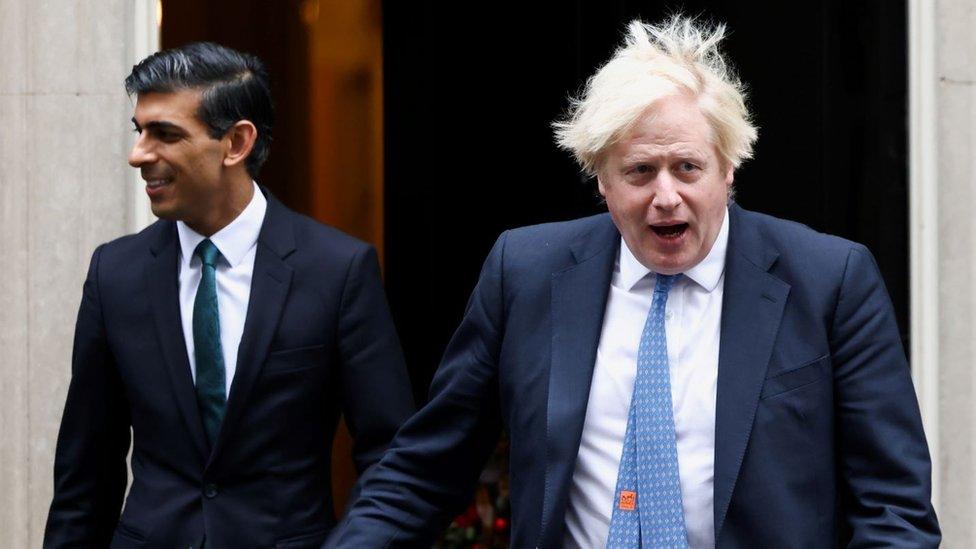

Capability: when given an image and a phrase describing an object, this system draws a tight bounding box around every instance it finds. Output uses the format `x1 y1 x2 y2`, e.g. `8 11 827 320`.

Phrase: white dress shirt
177 182 266 399
564 208 729 549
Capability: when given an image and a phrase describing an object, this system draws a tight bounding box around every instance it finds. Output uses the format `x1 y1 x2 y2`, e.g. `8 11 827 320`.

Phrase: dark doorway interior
382 0 909 403
161 1 313 212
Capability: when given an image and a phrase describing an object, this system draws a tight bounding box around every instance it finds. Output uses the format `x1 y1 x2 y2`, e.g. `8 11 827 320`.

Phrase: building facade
0 0 973 544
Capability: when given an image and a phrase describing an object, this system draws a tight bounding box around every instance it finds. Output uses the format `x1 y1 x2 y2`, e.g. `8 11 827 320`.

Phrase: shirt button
666 311 674 321
204 483 218 498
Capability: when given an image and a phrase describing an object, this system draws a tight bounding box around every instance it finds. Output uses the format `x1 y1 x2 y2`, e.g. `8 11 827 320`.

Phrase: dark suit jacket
44 191 415 548
331 204 939 548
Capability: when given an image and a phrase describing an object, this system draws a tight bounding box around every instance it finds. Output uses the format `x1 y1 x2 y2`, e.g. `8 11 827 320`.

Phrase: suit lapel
207 193 295 468
538 216 618 547
147 222 209 462
713 205 790 539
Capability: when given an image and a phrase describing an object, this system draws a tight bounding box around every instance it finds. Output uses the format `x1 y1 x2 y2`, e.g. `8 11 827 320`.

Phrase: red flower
452 504 479 528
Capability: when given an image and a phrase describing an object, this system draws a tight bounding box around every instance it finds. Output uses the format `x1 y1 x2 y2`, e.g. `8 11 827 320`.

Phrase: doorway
382 1 908 545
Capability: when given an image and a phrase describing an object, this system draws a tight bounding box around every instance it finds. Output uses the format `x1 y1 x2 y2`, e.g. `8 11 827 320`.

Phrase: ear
222 121 258 169
723 162 734 187
597 173 608 197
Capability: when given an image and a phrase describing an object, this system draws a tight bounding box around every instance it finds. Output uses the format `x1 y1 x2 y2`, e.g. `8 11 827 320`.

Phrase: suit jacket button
204 483 218 498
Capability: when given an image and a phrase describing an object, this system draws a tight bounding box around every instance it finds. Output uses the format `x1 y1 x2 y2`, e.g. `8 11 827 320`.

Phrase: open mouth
145 178 171 189
651 223 688 239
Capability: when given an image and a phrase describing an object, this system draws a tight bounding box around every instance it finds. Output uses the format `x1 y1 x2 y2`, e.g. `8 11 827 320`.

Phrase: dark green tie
193 239 226 448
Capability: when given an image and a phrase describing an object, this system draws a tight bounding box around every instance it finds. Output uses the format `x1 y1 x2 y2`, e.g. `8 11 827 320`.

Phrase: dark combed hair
124 42 275 178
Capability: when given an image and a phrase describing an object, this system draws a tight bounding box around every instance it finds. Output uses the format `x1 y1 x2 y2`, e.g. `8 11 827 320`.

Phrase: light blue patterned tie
606 273 688 548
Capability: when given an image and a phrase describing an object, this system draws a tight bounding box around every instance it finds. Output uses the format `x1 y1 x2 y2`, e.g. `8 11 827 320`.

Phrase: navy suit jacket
332 204 939 547
44 190 415 548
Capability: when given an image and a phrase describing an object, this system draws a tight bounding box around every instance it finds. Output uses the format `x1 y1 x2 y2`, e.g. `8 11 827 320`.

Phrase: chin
654 265 685 276
644 253 693 275
150 206 179 221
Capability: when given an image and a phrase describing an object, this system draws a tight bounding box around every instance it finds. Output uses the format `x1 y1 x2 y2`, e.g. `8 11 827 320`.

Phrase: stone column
0 0 153 543
935 1 976 543
911 0 976 545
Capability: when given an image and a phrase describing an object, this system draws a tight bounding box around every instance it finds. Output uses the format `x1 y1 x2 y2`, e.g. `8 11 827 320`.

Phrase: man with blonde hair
331 16 939 547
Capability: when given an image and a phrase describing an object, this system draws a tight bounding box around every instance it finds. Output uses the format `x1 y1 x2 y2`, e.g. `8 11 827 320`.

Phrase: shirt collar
177 181 267 269
617 206 729 292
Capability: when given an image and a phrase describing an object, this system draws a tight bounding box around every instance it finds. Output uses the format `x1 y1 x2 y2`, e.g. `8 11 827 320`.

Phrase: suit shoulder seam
831 245 860 334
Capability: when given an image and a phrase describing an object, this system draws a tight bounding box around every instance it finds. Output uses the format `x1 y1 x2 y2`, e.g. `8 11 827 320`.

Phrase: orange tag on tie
618 490 637 511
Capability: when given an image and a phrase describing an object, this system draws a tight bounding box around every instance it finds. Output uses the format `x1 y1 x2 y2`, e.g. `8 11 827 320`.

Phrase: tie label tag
618 490 637 511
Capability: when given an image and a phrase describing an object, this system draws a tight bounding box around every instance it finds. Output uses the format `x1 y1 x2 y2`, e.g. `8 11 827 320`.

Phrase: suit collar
568 214 620 264
726 201 780 271
207 188 295 468
147 220 210 463
713 202 790 541
148 217 176 256
540 214 619 547
255 186 298 259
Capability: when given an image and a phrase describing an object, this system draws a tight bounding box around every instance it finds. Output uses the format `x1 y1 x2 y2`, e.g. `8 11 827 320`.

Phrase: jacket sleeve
831 245 940 547
328 232 509 548
336 244 416 501
44 245 132 548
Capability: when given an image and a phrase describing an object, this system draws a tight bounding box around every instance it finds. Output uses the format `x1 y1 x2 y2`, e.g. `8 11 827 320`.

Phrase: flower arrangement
434 435 511 548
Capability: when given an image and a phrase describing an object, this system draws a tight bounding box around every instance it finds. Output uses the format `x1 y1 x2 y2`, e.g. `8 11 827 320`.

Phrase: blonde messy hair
553 15 758 176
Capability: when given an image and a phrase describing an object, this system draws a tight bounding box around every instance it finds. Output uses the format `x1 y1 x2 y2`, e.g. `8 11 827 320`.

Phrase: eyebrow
131 117 186 133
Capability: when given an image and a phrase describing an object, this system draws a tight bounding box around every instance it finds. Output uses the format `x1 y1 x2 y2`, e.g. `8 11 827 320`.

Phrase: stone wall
935 0 976 543
0 0 144 543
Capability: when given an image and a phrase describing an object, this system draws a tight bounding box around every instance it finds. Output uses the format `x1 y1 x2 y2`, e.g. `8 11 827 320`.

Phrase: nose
128 132 156 168
651 171 682 210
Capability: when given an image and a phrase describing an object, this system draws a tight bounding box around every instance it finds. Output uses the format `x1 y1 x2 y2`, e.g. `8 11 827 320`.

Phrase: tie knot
194 239 222 267
654 273 680 293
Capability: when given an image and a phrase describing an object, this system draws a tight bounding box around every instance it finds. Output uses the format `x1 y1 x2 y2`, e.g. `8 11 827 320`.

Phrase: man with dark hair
44 42 414 548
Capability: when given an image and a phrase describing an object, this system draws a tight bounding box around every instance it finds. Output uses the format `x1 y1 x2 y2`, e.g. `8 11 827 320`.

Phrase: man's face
598 93 732 275
129 89 227 230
